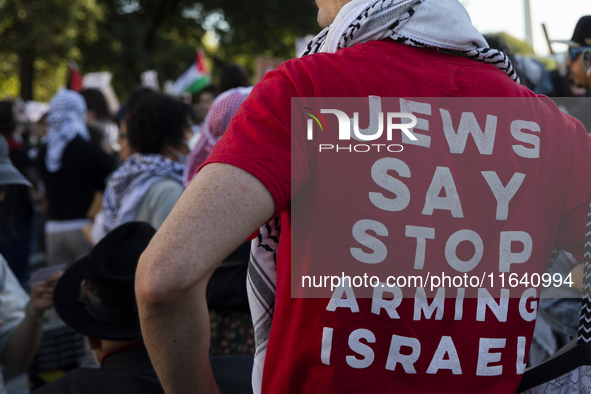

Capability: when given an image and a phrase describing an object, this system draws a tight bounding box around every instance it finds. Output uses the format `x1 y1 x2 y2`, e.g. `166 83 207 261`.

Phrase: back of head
127 93 192 154
0 101 14 136
47 89 87 131
80 88 111 121
217 64 250 96
206 87 252 139
124 87 158 120
183 87 252 185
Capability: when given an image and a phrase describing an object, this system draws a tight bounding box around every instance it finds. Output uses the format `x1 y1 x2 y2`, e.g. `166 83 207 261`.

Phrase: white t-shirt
0 254 29 394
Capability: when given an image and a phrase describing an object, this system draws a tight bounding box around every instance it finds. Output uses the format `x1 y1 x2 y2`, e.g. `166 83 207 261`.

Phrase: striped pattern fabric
247 216 280 394
578 204 591 344
303 0 520 84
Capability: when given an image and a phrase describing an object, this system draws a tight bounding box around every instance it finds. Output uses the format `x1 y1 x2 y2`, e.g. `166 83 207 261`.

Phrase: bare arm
136 163 275 394
0 275 60 374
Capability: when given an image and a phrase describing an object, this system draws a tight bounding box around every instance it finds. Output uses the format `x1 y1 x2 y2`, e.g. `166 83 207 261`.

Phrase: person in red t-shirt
136 1 591 393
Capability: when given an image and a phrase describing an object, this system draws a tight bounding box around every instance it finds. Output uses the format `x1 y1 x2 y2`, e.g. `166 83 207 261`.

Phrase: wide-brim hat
53 221 156 340
552 16 591 47
0 135 31 187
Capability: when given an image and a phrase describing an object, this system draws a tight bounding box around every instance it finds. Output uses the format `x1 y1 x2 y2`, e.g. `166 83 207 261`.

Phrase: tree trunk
19 51 34 101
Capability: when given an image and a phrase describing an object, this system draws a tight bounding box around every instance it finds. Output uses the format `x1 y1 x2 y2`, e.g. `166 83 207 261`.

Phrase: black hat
553 16 591 47
53 222 156 340
0 135 31 187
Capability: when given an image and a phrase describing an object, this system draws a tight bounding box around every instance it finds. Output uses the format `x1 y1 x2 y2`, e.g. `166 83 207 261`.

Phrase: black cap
553 16 591 47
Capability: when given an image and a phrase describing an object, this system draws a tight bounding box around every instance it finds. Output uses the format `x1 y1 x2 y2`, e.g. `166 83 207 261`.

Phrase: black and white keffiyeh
303 0 520 83
247 217 280 394
102 153 183 234
45 89 90 172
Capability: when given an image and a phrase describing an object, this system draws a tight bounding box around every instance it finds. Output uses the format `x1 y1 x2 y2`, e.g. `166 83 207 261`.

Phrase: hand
29 273 62 319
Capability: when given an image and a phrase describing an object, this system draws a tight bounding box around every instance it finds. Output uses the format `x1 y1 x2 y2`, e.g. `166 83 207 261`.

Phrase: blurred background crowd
0 0 590 393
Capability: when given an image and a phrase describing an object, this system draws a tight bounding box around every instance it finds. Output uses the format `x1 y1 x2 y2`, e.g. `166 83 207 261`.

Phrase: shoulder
141 178 183 210
33 366 162 394
146 178 183 198
135 178 183 228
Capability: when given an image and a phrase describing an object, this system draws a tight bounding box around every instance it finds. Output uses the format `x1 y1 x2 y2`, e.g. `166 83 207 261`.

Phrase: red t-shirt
204 40 591 393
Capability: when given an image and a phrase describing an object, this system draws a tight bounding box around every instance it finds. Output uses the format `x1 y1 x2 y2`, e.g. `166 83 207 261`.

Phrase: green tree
0 0 320 101
201 0 319 63
77 0 319 99
76 0 206 98
0 0 103 100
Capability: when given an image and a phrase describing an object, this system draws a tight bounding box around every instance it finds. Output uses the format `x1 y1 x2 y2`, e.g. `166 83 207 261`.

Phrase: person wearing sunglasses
567 46 591 90
86 93 193 245
584 48 591 79
554 16 591 90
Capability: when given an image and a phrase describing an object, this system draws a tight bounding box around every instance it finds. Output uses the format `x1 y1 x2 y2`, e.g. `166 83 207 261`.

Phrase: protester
0 101 36 284
32 221 164 394
0 256 59 394
484 34 553 96
184 86 253 185
136 1 591 394
80 88 117 155
88 93 192 244
115 87 157 162
192 84 217 126
35 89 114 267
216 64 250 96
0 134 60 393
560 16 591 91
528 17 591 365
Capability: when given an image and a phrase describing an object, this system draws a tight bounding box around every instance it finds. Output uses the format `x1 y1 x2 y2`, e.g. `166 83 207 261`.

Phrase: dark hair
192 84 216 105
0 101 15 136
115 87 157 128
127 94 191 154
217 64 250 96
80 89 111 121
125 87 157 118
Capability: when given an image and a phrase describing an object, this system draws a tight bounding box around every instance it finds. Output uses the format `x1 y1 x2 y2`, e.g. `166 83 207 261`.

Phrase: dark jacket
32 346 164 394
35 135 114 221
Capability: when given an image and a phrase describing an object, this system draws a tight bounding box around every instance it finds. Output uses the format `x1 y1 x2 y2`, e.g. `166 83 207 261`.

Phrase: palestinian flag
67 60 83 92
172 49 212 96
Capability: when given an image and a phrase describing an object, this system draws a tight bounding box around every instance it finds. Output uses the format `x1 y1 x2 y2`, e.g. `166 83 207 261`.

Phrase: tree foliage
0 0 103 100
0 0 319 102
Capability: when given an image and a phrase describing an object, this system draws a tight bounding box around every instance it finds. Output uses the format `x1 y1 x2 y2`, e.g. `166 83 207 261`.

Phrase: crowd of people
1 1 591 393
0 62 254 393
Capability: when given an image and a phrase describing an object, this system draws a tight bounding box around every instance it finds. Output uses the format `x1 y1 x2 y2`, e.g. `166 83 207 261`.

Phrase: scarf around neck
102 153 184 233
303 0 519 83
183 86 253 186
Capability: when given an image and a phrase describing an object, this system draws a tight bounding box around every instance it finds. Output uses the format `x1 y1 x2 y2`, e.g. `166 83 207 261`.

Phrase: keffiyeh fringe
303 0 519 83
102 153 184 233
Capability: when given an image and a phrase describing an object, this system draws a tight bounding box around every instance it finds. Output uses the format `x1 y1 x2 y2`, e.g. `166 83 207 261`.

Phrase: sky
462 0 591 57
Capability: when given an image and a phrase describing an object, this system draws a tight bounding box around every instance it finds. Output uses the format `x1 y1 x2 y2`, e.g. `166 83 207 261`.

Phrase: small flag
172 49 212 96
67 60 83 92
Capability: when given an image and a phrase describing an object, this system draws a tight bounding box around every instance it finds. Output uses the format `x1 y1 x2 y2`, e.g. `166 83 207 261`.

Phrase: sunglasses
584 48 591 73
568 46 591 61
